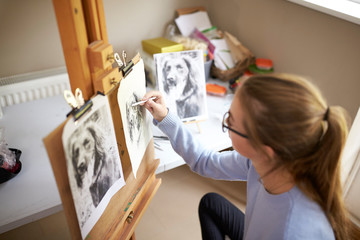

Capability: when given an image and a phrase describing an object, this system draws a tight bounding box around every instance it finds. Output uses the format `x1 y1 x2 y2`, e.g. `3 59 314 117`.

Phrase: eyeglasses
222 111 249 139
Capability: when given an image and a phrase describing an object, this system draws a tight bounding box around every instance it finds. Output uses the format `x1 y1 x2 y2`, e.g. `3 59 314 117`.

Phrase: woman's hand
141 91 168 122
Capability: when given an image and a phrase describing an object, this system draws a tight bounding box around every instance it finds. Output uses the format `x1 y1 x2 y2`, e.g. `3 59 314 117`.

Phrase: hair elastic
323 107 330 121
320 108 330 141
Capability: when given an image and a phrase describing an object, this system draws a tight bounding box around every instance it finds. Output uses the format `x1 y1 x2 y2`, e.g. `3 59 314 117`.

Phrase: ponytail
292 106 350 239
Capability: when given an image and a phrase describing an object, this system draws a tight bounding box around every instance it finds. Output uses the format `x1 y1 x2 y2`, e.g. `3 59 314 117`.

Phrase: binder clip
114 50 135 78
64 88 93 121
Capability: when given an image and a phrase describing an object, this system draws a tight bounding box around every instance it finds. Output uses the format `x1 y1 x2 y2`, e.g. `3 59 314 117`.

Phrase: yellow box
141 37 183 55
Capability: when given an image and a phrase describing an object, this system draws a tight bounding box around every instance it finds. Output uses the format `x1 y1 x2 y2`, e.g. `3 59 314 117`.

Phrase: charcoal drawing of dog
69 117 119 208
125 93 143 145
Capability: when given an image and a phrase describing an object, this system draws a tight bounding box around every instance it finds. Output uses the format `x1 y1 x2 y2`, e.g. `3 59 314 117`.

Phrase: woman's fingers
142 91 168 122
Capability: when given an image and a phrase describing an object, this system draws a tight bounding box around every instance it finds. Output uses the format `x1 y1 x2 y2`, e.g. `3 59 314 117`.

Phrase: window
288 0 360 25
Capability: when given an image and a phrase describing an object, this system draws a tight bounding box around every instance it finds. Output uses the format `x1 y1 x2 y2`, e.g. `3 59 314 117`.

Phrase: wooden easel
44 0 161 239
183 120 203 134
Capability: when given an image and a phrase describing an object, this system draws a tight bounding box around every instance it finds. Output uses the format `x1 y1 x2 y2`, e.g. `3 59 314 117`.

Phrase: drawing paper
154 50 208 122
117 59 153 178
175 11 212 37
62 95 125 239
210 39 235 70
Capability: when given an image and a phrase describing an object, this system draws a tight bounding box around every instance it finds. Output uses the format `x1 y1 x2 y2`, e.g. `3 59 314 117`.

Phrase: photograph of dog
155 50 207 121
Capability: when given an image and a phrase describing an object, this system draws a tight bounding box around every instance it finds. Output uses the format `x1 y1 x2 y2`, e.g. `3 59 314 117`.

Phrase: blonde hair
237 73 352 239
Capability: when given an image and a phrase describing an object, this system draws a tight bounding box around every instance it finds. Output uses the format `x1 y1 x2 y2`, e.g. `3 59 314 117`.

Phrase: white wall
0 0 64 77
0 0 208 78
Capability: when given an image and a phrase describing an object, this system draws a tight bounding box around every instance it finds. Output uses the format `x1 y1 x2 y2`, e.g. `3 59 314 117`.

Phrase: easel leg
184 120 203 134
196 122 202 134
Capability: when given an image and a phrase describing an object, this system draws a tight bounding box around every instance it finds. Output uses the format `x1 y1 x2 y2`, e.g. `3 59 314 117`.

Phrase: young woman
142 73 352 239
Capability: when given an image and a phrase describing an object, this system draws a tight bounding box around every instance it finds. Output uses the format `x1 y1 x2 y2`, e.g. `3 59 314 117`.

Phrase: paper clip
64 88 93 121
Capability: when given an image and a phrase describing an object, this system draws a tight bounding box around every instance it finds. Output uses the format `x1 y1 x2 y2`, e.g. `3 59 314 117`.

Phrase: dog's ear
126 102 130 116
162 61 170 94
71 143 83 188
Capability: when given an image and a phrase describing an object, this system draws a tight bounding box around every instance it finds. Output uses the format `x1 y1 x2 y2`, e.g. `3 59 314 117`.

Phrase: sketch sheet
175 11 212 37
62 95 125 239
117 59 153 178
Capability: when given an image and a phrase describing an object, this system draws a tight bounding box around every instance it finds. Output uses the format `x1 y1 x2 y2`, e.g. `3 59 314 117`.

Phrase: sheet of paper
175 11 212 37
117 59 153 178
62 94 125 239
211 39 235 70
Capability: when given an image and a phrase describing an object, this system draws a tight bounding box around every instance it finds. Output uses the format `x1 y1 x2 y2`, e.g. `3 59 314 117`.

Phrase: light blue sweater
155 112 335 240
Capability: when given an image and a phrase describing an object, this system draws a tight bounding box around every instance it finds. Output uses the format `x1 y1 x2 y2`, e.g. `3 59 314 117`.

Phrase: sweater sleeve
155 112 250 180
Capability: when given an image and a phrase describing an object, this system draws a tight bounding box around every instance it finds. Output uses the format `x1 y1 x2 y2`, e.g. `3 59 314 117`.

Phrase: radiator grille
0 72 70 107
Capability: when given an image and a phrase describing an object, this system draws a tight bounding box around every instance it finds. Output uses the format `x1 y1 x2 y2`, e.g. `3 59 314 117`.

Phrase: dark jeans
198 192 245 240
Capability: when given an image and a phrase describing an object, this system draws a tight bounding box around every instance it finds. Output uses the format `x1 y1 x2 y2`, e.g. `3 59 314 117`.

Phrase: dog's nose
167 77 176 86
78 162 87 174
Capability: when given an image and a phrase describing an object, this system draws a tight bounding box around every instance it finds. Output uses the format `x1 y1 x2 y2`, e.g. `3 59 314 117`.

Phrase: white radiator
0 71 70 118
0 73 70 107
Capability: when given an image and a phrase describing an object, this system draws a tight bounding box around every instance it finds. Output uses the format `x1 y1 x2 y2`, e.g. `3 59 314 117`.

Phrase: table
0 81 233 233
153 91 233 173
0 95 70 233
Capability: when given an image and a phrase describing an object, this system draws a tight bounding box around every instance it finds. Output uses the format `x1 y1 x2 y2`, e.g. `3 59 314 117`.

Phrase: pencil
131 97 156 107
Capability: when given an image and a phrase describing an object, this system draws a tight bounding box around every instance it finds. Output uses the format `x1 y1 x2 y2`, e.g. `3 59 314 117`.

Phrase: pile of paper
175 10 235 71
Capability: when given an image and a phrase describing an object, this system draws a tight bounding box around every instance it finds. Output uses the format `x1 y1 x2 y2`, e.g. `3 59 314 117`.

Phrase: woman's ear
263 145 276 162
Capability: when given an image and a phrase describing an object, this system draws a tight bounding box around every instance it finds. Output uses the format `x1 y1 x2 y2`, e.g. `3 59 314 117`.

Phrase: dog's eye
176 64 183 70
83 139 91 150
74 148 79 159
165 65 171 72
